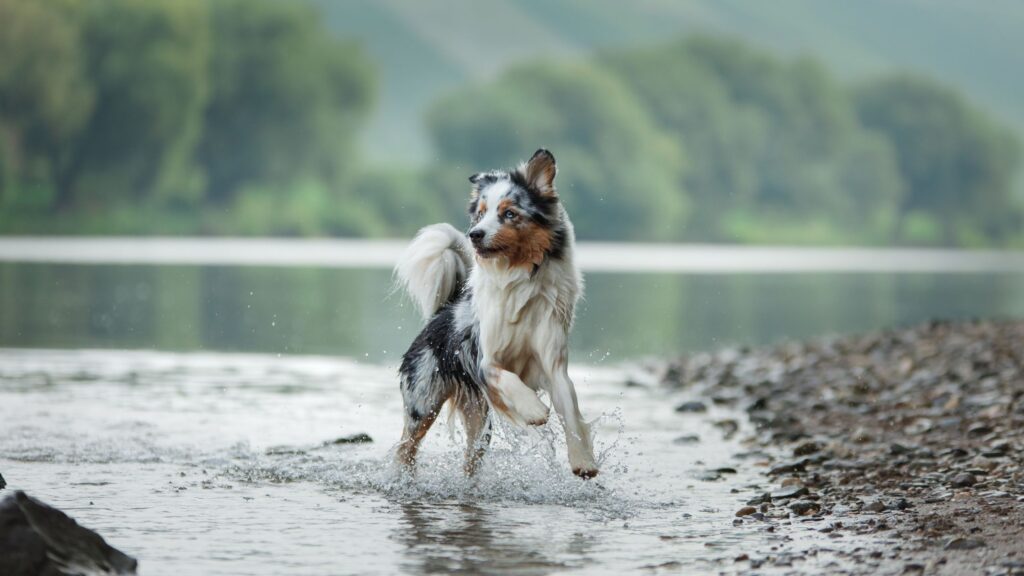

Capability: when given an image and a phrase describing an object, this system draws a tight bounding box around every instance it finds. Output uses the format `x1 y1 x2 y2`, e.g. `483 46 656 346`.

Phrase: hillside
314 0 1024 164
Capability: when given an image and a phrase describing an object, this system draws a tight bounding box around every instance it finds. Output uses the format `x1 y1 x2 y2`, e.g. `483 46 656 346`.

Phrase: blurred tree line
0 1 1020 246
0 0 374 235
428 37 1022 246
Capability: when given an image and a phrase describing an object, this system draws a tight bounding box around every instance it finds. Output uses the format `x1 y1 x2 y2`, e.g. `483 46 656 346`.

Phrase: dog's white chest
471 259 578 368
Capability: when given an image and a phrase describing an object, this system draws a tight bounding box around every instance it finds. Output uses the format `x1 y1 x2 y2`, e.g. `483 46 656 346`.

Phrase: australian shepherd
394 149 598 479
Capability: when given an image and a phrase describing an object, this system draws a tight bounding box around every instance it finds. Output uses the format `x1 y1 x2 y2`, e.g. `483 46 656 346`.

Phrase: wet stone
889 442 917 455
863 500 887 513
771 486 809 500
788 500 820 515
892 498 912 510
0 491 138 574
714 419 740 439
769 459 809 475
747 492 771 506
672 434 701 445
944 537 986 550
950 472 977 488
736 506 757 517
794 441 823 456
968 423 994 436
675 401 707 413
325 433 373 445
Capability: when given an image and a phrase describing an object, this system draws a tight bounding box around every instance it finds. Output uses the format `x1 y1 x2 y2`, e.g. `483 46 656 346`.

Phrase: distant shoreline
1 237 1023 274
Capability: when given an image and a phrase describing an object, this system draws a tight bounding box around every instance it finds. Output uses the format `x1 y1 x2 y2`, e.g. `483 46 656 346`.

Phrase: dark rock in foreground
0 491 137 575
0 473 6 490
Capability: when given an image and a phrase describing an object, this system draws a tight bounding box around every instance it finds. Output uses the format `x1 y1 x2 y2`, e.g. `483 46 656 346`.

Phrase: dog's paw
493 370 548 426
518 397 549 426
572 467 599 480
526 413 548 427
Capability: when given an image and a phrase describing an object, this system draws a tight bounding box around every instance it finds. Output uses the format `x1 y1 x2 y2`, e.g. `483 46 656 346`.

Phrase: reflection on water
396 502 575 575
1 263 1022 361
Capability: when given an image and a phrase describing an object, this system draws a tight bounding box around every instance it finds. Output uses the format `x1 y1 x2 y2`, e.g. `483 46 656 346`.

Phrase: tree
675 38 903 241
197 0 374 203
854 75 1021 245
0 0 93 208
67 0 210 209
601 41 763 239
428 61 686 241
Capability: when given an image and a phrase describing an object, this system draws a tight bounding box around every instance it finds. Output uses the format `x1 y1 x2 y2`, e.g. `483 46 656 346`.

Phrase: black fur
399 293 481 421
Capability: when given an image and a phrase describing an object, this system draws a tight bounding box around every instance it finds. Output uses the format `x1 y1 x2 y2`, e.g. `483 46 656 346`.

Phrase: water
2 263 1023 361
1 242 1021 573
2 348 869 575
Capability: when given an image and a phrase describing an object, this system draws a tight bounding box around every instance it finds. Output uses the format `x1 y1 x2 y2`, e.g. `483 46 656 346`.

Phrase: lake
1 246 1022 362
1 238 1022 574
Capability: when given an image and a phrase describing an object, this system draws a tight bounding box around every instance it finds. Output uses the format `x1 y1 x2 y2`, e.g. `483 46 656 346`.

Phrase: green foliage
351 167 447 237
601 37 905 241
427 36 1016 246
0 0 374 233
854 75 1022 245
0 0 93 208
428 62 686 240
199 0 374 202
72 0 209 207
0 2 1018 247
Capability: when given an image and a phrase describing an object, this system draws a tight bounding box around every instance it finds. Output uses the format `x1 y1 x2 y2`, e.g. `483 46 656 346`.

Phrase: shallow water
0 348 878 575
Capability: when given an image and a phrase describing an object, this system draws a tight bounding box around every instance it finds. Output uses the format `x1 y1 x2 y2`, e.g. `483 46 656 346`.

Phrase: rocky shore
659 319 1024 575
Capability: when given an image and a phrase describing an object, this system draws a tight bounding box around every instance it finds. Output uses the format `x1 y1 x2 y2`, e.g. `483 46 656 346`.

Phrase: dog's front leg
483 365 549 426
548 367 598 479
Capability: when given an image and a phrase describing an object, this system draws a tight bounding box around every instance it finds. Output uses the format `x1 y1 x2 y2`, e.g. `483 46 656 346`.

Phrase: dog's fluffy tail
395 223 474 320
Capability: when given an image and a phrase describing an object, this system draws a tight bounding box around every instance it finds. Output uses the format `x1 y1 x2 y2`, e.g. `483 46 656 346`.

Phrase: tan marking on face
497 199 515 215
489 219 553 269
477 201 487 217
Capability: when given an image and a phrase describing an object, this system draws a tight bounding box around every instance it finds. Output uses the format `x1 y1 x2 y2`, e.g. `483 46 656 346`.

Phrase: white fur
397 176 598 477
472 180 514 244
394 223 473 319
469 203 597 475
490 369 549 426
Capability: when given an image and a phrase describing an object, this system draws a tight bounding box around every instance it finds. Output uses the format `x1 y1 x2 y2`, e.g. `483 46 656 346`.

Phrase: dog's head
467 149 566 268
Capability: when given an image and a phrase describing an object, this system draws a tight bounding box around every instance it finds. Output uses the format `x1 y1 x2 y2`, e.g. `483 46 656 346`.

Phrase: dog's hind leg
397 353 451 471
457 390 491 476
397 403 442 471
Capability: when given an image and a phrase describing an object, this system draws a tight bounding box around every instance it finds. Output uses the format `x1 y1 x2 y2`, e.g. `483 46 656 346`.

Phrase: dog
394 149 598 479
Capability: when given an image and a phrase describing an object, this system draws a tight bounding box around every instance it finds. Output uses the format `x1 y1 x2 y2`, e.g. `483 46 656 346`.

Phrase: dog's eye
503 210 517 220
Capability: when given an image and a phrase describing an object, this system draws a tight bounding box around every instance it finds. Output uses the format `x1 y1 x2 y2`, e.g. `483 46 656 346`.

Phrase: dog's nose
468 229 485 243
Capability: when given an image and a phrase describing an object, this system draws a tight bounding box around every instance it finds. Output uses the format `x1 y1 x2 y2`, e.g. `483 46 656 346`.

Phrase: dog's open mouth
473 245 499 258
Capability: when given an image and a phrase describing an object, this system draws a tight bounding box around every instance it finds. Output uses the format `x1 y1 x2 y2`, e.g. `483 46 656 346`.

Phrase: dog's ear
524 149 557 197
468 172 496 196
